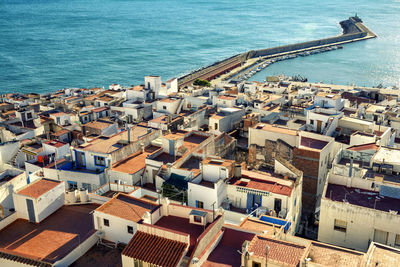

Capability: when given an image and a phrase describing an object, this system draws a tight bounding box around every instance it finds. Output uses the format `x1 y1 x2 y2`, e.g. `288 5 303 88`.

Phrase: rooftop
253 123 298 136
239 218 282 236
248 236 307 267
229 170 293 197
202 228 255 267
44 140 67 148
366 243 400 267
96 193 160 223
300 136 329 150
307 242 365 267
155 215 209 255
0 204 98 264
325 183 400 214
79 126 150 153
17 178 62 199
122 231 187 267
112 146 159 174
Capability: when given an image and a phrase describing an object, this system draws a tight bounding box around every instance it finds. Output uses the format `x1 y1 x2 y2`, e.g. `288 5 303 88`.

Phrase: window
194 215 202 223
67 181 78 190
196 200 204 209
134 260 143 267
82 183 91 192
95 156 105 166
374 229 388 245
214 123 218 130
333 219 347 232
163 105 167 110
252 262 261 267
103 218 109 227
127 225 134 234
27 113 32 119
395 234 400 248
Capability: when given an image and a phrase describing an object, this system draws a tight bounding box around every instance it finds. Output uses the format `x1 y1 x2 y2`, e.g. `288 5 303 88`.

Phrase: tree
193 78 211 87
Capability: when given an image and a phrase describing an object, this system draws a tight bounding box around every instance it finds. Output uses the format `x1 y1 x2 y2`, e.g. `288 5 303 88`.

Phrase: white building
13 178 65 223
93 193 162 244
318 147 400 251
209 107 245 134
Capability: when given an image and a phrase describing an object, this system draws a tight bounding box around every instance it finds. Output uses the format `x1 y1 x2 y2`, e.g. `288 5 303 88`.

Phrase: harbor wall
177 17 375 88
248 31 366 58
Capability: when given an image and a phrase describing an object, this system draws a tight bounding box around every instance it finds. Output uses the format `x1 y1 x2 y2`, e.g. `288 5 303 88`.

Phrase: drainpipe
349 157 354 177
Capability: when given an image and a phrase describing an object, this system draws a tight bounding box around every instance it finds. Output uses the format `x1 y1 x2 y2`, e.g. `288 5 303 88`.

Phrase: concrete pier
177 16 376 88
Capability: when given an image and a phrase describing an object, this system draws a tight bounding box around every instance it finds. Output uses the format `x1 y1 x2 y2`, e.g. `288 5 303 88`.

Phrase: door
26 199 35 223
274 198 282 215
76 151 85 168
317 120 322 132
254 194 262 208
246 193 254 212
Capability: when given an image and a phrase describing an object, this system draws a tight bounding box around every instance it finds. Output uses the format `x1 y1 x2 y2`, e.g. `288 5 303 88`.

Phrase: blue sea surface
0 0 399 93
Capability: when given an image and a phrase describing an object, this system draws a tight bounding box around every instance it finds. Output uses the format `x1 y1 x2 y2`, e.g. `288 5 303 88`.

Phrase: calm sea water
0 0 399 93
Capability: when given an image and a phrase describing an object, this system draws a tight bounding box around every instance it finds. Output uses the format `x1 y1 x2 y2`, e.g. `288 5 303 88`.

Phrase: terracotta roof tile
95 193 160 223
122 231 187 267
17 179 62 199
248 236 307 267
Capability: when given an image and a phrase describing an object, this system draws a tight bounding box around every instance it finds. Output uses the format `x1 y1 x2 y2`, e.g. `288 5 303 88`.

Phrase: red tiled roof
122 231 187 267
248 236 307 267
230 171 293 197
44 140 67 148
347 142 379 151
95 193 160 223
17 179 62 199
92 106 108 113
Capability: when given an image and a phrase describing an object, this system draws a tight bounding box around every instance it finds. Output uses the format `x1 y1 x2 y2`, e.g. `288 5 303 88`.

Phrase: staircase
8 148 23 168
323 117 334 135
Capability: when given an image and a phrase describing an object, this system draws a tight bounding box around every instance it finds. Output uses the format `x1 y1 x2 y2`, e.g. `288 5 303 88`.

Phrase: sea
1 0 400 94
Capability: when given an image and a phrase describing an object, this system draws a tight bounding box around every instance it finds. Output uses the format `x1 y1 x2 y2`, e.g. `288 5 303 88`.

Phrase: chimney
127 126 131 143
234 164 242 178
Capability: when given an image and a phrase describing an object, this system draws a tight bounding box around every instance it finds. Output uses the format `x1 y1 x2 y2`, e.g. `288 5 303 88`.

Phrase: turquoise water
0 0 399 93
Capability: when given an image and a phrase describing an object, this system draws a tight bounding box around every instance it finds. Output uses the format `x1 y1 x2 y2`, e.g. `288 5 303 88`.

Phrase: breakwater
177 16 376 88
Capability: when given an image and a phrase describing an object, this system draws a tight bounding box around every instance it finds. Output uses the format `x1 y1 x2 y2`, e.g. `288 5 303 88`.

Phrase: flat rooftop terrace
154 215 209 255
308 242 365 267
325 184 400 214
202 228 255 267
300 136 329 150
0 204 99 264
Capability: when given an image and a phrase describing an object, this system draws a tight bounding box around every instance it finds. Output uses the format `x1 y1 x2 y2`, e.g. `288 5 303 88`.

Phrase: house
93 193 161 244
209 107 245 133
13 178 65 223
50 112 72 126
82 120 118 137
318 147 400 251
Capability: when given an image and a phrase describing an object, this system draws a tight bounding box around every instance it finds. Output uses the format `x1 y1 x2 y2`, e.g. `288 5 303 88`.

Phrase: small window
395 234 400 248
103 218 110 227
163 105 167 110
194 215 202 223
196 200 204 209
333 219 347 232
95 156 106 166
27 113 32 119
252 262 261 267
127 225 134 234
214 123 218 130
